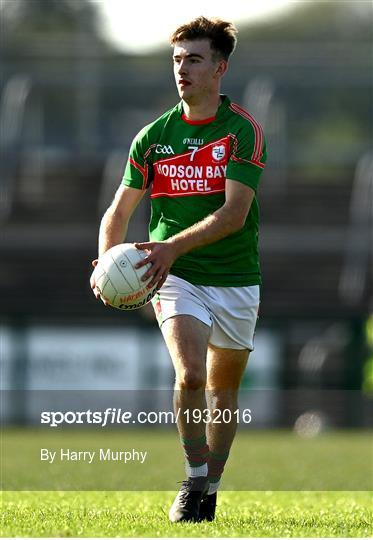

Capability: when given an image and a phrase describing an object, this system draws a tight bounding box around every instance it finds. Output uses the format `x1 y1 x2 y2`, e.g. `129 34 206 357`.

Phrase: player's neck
182 93 221 122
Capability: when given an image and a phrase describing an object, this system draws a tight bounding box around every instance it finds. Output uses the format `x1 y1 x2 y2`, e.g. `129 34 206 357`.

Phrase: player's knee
177 369 206 391
207 389 238 410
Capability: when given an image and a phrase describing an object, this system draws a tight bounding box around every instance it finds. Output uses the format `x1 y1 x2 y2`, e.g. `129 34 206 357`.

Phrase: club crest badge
212 145 225 161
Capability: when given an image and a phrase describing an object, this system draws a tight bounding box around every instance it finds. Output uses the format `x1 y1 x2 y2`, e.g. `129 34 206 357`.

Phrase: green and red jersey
122 95 267 286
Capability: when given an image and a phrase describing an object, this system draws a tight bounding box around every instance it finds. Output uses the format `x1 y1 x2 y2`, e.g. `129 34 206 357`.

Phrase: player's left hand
134 241 178 290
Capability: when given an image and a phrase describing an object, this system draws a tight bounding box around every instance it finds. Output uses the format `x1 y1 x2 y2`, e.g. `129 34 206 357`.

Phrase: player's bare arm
90 185 145 297
135 179 255 289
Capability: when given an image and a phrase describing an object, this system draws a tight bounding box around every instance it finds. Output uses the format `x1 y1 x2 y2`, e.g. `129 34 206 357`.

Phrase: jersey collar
178 95 230 125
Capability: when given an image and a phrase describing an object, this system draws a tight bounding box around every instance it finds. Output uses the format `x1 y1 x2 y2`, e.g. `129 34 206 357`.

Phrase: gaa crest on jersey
212 144 225 161
155 144 174 155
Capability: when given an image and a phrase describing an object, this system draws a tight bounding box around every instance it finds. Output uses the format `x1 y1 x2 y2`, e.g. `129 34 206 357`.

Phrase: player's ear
215 58 228 77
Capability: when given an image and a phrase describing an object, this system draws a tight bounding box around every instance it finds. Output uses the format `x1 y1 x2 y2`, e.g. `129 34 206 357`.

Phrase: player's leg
206 344 249 485
198 345 249 521
161 314 210 522
161 314 209 441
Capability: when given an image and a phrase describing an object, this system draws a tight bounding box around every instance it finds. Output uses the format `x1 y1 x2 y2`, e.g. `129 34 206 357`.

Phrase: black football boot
169 476 209 523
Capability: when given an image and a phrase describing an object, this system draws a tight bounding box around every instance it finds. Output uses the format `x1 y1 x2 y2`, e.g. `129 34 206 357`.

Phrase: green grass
2 428 372 490
2 429 372 536
1 490 371 537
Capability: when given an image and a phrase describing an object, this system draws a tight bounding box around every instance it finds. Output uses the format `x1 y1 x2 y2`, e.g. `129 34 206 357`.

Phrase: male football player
91 16 266 522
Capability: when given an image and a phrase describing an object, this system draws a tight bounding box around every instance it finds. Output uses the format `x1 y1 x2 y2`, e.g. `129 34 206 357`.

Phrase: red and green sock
181 435 209 477
207 450 229 494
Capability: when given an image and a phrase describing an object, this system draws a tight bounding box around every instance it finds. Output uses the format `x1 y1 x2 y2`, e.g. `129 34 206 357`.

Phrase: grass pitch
2 490 371 537
2 428 371 490
1 428 372 536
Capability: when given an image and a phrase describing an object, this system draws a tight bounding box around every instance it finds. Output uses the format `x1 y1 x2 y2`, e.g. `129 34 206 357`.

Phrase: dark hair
170 16 237 61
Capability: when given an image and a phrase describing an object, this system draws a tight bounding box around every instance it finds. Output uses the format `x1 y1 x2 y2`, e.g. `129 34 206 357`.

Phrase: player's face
173 39 225 104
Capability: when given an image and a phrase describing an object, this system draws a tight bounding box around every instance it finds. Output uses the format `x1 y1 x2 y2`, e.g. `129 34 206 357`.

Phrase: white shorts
151 274 260 350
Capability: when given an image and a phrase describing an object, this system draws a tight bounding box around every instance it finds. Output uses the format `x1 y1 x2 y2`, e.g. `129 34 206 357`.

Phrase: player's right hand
90 259 100 299
90 259 109 306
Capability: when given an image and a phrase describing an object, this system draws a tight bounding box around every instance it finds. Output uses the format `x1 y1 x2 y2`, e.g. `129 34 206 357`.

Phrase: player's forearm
166 205 243 258
98 208 129 257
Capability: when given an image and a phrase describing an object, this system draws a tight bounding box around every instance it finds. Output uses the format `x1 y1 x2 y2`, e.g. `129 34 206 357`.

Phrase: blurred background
1 0 372 434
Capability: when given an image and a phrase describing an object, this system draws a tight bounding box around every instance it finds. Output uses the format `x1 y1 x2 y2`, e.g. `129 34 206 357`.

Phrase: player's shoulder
135 104 179 142
226 100 264 138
